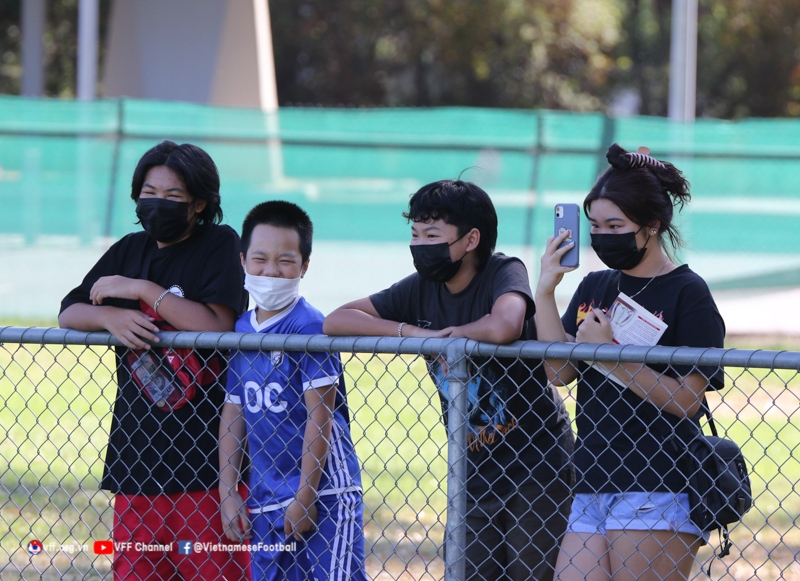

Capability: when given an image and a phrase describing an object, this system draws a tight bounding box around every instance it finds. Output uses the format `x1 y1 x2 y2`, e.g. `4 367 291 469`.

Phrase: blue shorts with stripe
250 492 366 581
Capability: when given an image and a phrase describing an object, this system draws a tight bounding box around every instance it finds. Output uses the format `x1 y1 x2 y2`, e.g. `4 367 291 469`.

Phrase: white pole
668 0 697 122
77 0 99 101
683 0 698 121
253 0 279 113
668 0 686 121
253 0 284 181
21 0 46 97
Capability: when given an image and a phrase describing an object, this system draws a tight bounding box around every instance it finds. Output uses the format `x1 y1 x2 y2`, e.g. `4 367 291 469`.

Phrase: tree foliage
270 0 800 117
270 0 621 110
609 0 800 117
0 0 111 97
696 0 800 117
0 3 21 95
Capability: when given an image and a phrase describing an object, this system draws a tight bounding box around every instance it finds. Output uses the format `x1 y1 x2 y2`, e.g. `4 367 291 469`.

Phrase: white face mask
244 270 301 312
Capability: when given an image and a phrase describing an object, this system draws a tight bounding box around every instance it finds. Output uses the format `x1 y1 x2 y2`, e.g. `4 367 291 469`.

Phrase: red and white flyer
591 292 668 386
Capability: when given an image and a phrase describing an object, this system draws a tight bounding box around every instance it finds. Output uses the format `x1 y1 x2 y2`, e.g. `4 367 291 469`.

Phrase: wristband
398 322 406 337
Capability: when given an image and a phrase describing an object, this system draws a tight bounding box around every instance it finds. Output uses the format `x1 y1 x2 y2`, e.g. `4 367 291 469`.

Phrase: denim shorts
566 492 709 541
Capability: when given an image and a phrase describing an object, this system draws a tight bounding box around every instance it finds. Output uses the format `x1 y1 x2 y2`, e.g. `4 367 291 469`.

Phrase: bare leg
554 532 612 581
606 529 702 581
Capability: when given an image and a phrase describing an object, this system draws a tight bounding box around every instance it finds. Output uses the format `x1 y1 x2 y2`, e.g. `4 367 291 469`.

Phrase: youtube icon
93 540 113 555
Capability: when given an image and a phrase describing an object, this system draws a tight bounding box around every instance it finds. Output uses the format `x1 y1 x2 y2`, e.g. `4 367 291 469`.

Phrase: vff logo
26 540 43 555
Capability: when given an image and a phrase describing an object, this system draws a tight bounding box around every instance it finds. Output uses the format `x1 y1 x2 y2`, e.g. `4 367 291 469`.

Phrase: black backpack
671 399 752 563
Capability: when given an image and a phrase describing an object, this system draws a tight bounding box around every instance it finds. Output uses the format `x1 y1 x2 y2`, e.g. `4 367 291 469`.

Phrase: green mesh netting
2 95 800 272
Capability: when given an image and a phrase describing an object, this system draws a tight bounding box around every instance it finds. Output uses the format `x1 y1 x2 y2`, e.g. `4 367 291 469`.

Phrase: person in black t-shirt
324 180 574 581
535 144 726 581
59 141 249 580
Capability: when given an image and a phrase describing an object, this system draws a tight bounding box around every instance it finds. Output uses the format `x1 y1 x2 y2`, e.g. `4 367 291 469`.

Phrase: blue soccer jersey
226 297 362 513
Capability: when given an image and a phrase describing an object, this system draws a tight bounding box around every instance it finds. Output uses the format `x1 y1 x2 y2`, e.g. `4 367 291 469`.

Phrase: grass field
0 341 798 580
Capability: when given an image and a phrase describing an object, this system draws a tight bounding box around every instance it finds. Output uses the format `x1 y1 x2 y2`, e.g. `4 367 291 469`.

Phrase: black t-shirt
60 225 248 495
561 264 726 494
370 253 573 499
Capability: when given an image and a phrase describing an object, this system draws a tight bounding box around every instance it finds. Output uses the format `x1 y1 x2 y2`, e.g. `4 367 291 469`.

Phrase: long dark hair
130 141 223 227
584 143 691 252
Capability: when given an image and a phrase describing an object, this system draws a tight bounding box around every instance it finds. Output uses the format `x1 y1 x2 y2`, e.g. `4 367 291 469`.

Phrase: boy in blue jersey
219 201 365 581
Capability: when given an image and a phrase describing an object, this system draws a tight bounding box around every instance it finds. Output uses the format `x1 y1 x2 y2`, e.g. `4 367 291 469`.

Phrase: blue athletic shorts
249 492 367 581
566 492 709 541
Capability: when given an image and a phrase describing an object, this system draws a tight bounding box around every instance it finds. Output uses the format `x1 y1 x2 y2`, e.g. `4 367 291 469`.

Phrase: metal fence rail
1 326 799 580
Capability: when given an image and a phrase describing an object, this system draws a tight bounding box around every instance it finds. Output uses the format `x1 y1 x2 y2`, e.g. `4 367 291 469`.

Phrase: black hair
241 200 313 262
584 143 691 252
403 180 498 269
130 141 223 227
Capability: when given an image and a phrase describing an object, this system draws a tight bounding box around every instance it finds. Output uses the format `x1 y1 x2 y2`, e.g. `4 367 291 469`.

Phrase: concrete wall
103 0 266 108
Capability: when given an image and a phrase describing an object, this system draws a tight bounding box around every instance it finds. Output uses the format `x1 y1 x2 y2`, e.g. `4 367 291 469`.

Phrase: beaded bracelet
398 322 406 337
153 289 171 315
154 285 185 315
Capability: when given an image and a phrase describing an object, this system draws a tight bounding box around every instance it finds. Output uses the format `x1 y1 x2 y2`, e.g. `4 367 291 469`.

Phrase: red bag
126 300 220 412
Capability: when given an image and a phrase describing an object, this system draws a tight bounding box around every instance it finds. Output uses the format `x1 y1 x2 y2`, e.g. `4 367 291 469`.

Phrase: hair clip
627 146 666 169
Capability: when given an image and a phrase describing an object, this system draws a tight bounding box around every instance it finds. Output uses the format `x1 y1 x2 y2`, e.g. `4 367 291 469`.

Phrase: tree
696 0 800 118
0 0 111 98
0 3 21 95
269 0 621 110
610 0 800 118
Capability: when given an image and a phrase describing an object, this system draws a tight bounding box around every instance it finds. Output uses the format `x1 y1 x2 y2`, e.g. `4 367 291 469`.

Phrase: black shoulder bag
675 398 752 565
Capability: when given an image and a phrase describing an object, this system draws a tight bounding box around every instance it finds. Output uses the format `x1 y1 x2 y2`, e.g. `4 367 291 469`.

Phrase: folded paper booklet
591 292 668 386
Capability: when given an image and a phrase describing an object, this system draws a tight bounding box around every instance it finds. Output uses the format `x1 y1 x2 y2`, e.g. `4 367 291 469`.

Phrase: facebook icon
177 541 193 555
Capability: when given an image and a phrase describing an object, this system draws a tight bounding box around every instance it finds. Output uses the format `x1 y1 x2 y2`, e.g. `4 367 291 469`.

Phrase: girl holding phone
534 143 725 580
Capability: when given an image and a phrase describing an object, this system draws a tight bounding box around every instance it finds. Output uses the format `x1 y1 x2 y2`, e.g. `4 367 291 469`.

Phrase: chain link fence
1 326 799 580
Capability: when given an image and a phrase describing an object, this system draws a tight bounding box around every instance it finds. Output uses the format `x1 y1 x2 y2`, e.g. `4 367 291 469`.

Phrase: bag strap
703 529 734 576
700 394 736 567
701 396 719 437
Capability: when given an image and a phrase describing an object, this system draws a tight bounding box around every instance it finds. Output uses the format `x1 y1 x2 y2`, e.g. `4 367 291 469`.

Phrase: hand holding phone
554 204 580 267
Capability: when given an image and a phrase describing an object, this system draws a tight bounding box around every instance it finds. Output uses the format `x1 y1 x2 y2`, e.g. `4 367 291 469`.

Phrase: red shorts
113 487 250 581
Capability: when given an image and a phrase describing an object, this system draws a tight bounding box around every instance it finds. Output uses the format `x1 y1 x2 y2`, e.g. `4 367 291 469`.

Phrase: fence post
444 339 470 581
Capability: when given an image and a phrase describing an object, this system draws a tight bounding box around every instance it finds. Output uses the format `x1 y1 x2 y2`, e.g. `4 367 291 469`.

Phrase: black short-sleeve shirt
561 264 726 494
370 253 574 499
60 225 248 495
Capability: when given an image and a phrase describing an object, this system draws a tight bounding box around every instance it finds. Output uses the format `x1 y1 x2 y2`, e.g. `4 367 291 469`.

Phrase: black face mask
410 238 466 283
136 198 191 243
590 229 648 270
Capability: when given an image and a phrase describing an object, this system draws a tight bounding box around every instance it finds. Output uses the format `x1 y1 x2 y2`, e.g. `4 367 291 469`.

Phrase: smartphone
554 203 580 267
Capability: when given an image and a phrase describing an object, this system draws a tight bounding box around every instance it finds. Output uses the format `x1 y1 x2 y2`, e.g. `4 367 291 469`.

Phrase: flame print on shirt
575 300 604 327
429 356 517 451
